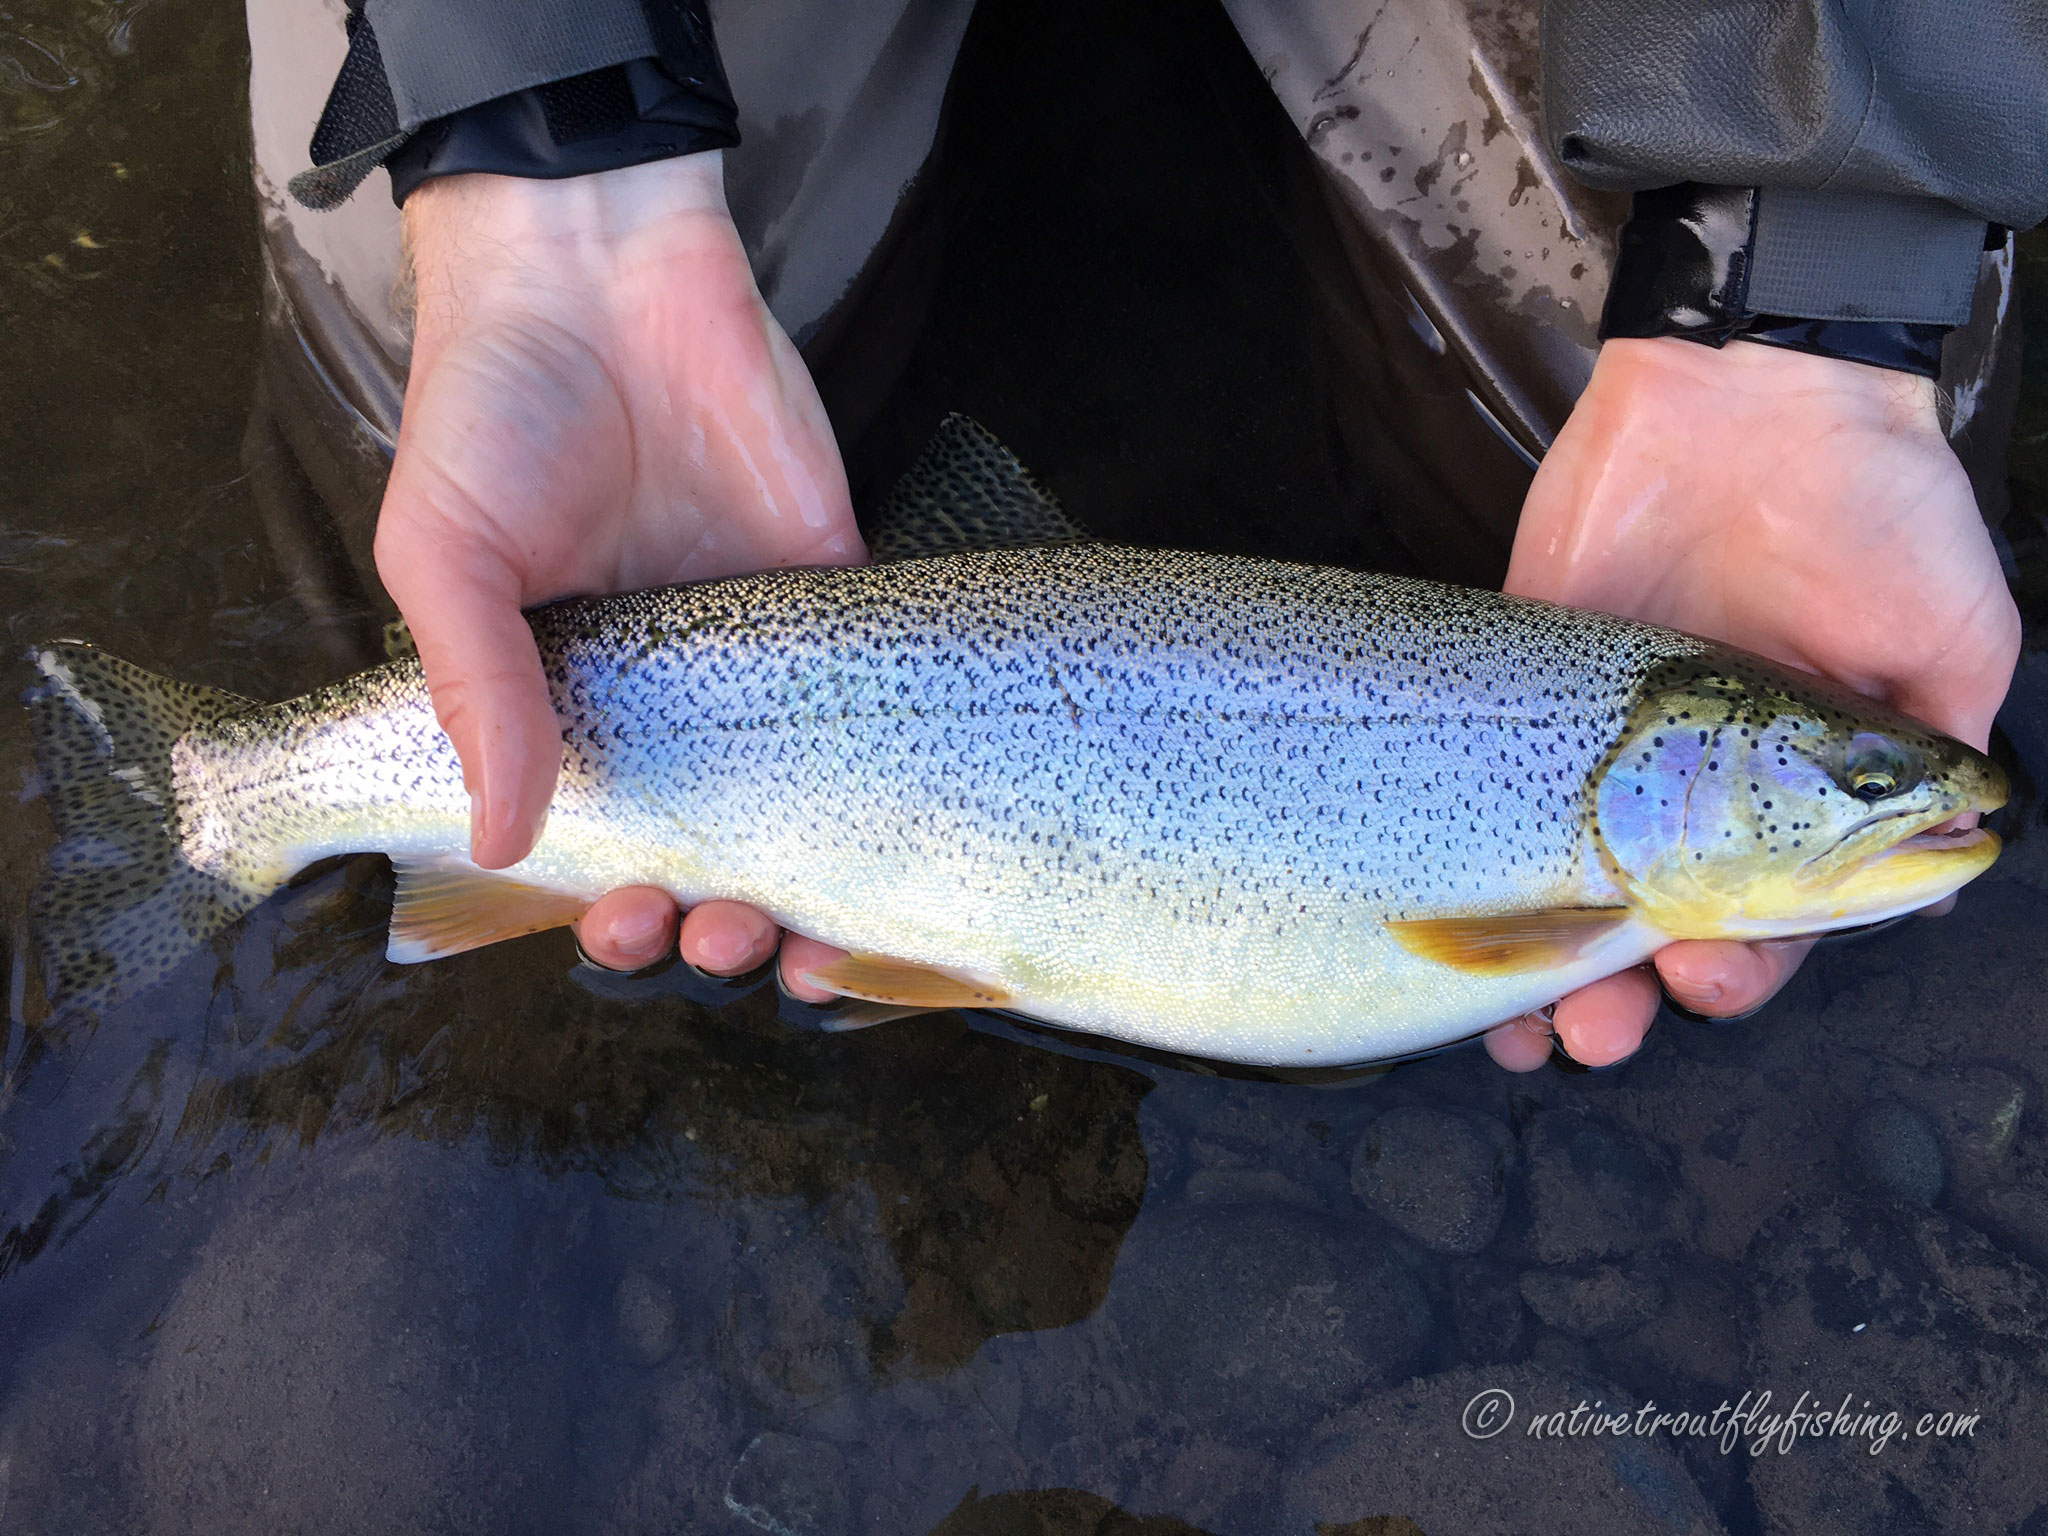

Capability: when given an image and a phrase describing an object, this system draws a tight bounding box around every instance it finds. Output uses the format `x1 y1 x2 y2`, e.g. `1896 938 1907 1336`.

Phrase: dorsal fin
864 414 1091 562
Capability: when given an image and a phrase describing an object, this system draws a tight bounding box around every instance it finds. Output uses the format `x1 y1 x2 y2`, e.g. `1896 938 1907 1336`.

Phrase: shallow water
4 2 2047 1534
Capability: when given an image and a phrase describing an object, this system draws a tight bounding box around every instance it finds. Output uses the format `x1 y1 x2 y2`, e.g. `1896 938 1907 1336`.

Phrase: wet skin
378 161 2019 1072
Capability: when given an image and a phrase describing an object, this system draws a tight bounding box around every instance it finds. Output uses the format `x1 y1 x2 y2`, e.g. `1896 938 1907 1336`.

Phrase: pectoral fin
797 953 1012 1012
1385 907 1633 977
387 856 593 963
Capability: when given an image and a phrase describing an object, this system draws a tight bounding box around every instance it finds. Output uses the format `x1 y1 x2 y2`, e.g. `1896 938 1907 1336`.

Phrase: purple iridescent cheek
1596 727 1704 882
1597 713 1845 884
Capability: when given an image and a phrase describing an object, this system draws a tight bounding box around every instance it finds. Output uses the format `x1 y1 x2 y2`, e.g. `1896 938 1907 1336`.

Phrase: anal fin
388 855 593 963
1385 907 1633 977
797 953 1012 1013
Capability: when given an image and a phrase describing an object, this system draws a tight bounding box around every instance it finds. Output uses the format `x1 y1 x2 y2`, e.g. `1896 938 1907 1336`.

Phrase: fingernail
694 925 756 974
607 906 669 960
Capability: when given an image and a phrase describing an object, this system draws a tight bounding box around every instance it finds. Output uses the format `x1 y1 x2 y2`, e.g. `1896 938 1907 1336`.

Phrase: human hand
374 153 860 978
1486 337 2020 1071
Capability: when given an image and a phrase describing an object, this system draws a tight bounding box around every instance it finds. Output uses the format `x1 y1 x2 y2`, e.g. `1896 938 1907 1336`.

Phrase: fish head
1591 654 2006 940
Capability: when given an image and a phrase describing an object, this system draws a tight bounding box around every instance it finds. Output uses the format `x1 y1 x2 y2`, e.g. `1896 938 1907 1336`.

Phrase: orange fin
387 856 593 964
797 954 1011 1012
1385 907 1633 977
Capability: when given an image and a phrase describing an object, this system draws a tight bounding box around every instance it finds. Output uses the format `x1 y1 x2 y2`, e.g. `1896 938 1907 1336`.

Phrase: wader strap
1598 182 1983 377
290 0 737 210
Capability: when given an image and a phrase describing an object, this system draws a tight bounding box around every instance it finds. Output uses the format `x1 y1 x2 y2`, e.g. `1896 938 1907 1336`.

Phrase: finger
679 900 780 976
779 933 848 1004
375 497 561 870
575 887 680 970
1655 937 1814 1018
1552 966 1660 1067
1485 1011 1557 1072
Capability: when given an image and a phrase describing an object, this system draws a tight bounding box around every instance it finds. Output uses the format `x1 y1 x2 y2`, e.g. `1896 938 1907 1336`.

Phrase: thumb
374 489 563 869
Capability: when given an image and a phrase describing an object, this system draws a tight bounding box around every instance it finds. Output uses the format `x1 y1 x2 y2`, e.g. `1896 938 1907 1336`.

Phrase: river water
4 2 2046 1533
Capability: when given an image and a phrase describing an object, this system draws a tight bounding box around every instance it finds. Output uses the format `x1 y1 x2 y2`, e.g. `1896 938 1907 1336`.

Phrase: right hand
1484 338 2019 1073
375 153 859 981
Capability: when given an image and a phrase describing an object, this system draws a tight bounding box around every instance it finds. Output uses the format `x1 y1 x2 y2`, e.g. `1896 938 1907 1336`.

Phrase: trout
27 420 2006 1065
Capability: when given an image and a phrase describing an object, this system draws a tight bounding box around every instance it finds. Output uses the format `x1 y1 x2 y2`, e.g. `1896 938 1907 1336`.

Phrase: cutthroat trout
28 420 2006 1065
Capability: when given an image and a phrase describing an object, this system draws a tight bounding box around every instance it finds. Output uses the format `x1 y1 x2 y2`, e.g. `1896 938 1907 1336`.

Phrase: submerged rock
1844 1099 1944 1206
1744 1196 2048 1536
1350 1105 1513 1254
1107 1202 1432 1452
1605 1258 1752 1396
926 1488 1216 1534
1524 1109 1695 1265
0 1337 139 1533
1967 1182 2048 1272
725 1432 851 1536
614 1267 682 1367
1285 1363 1725 1535
132 1140 575 1536
1519 1259 1665 1340
1448 1259 1528 1364
1894 1064 2028 1188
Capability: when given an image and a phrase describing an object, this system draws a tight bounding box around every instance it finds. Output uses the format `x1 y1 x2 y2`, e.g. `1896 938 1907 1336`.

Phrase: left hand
1487 337 2020 1071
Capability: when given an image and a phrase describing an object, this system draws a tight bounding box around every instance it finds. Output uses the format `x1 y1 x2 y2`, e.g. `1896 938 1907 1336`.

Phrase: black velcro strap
1600 183 1959 379
292 0 738 212
383 57 739 204
291 5 407 210
538 67 638 145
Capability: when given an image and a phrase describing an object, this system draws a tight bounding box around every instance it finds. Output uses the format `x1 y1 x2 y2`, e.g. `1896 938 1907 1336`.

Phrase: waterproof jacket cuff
289 0 737 212
1598 183 1991 378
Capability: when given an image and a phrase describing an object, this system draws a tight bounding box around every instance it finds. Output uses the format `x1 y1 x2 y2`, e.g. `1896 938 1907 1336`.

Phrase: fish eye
1843 734 1918 802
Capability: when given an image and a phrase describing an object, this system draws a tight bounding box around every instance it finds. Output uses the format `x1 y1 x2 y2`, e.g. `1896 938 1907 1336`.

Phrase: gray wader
248 0 2021 612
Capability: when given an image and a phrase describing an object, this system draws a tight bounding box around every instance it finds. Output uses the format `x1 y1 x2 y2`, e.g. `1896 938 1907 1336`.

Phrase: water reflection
0 0 161 145
10 851 1154 1369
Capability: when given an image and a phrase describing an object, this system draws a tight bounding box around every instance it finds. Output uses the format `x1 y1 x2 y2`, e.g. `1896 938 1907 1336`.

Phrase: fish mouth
1882 824 2000 856
1793 806 2002 908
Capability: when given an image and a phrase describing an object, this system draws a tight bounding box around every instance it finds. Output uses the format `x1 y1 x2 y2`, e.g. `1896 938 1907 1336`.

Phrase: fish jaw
1806 823 2003 922
1615 824 2002 943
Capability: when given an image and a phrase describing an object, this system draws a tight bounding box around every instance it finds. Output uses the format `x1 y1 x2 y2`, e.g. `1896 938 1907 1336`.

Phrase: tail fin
27 644 268 1009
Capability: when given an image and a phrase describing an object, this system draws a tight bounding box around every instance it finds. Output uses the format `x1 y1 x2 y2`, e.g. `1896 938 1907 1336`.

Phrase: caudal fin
27 644 269 1009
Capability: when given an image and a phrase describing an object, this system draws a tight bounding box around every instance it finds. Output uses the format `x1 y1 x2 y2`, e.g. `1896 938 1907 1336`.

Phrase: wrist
404 152 738 301
1596 336 1943 441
